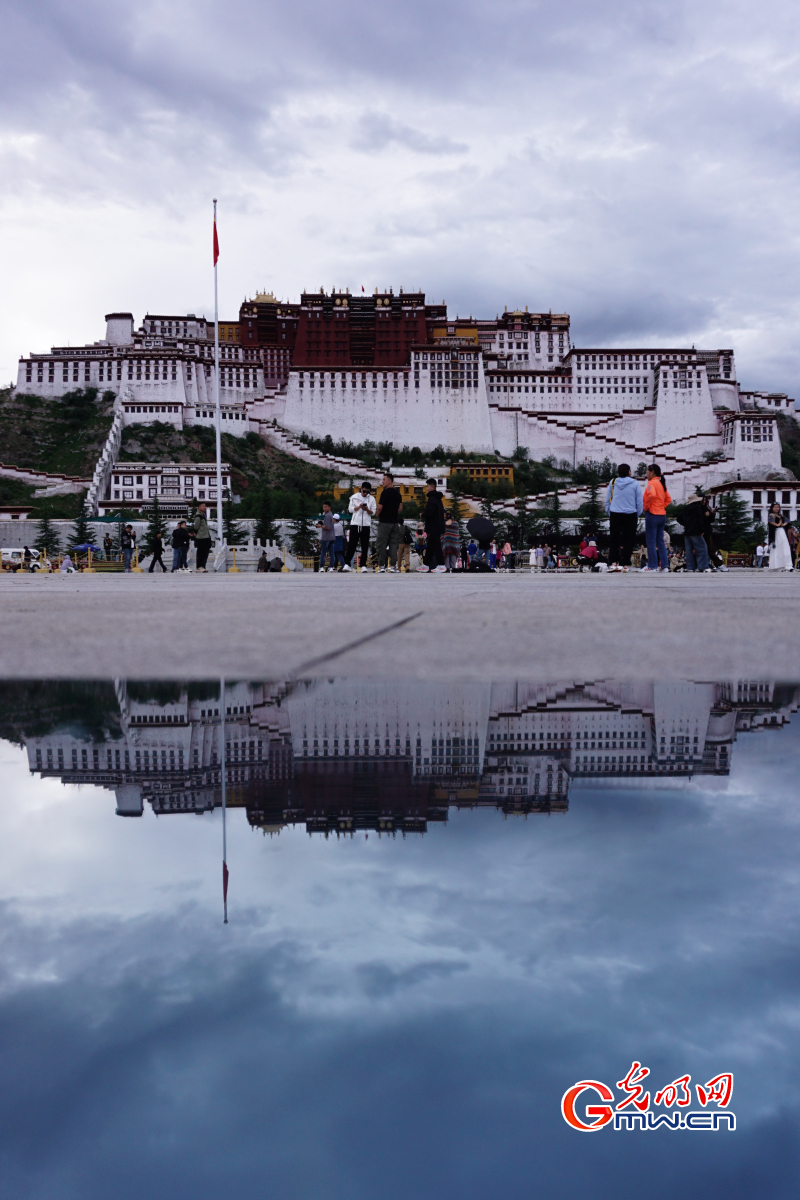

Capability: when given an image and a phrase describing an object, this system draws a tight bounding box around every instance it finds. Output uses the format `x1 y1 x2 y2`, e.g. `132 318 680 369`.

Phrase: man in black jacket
148 531 167 573
675 496 711 572
171 521 191 572
422 478 446 572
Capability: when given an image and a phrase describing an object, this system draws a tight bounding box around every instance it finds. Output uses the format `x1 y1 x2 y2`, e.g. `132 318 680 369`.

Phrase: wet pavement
0 675 798 1197
1 571 800 681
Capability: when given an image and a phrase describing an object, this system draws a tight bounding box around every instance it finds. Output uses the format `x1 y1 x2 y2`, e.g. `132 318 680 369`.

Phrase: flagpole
213 199 224 547
220 674 228 924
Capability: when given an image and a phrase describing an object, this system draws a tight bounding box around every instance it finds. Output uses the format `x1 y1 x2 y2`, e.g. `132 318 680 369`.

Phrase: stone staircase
497 403 733 499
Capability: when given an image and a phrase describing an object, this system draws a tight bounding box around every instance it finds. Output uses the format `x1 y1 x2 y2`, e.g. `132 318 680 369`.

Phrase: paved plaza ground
1 570 797 681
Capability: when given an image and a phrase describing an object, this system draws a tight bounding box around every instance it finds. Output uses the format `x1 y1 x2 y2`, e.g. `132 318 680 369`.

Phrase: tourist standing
103 533 113 561
192 503 212 573
171 521 190 572
604 463 643 573
121 524 136 572
316 501 336 572
420 478 446 572
788 524 799 565
674 495 711 572
642 464 671 572
397 519 413 573
441 515 460 572
467 539 477 563
343 482 376 572
375 473 403 572
148 531 167 573
332 513 346 570
755 542 765 568
257 551 269 572
700 498 723 571
768 502 794 570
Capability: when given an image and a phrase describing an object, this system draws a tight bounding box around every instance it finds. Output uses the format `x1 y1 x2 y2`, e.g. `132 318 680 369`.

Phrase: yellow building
206 321 240 343
449 462 514 485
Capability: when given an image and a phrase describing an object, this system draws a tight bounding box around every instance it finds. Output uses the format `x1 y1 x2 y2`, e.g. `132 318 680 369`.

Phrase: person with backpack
191 503 213 573
604 463 643 572
397 519 413 572
642 464 671 572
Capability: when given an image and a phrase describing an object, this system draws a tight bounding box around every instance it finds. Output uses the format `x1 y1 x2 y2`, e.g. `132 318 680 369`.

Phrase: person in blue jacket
604 463 643 572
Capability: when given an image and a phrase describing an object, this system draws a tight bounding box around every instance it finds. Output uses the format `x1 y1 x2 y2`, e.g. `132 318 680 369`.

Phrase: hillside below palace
16 289 797 501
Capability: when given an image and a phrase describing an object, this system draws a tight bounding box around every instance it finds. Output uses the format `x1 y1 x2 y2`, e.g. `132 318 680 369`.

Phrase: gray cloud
351 114 468 156
2 0 800 394
1 718 800 1195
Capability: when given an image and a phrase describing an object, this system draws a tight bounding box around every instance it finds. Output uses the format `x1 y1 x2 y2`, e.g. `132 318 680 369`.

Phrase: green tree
513 498 542 549
715 491 753 549
223 502 247 545
577 470 604 534
69 501 94 551
446 477 469 540
254 489 281 547
143 497 168 556
540 488 563 550
290 497 317 557
33 508 61 560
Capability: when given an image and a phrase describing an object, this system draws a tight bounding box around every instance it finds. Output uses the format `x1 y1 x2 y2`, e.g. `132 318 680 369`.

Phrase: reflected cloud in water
0 677 799 1198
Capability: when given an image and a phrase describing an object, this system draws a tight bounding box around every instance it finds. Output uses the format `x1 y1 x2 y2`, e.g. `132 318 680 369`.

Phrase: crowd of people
313 473 521 574
311 464 798 577
12 466 798 578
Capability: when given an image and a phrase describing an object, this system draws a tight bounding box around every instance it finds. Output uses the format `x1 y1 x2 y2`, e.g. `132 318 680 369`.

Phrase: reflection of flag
223 859 229 902
213 220 219 266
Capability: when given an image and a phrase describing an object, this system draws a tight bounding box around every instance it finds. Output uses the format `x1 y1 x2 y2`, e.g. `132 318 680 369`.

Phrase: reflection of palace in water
22 679 800 834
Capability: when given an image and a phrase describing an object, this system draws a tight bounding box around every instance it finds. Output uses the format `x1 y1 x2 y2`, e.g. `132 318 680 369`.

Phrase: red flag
222 859 229 902
361 285 364 292
213 219 219 266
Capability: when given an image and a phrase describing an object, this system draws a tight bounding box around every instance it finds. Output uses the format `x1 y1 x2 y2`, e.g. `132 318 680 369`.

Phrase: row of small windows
112 474 229 484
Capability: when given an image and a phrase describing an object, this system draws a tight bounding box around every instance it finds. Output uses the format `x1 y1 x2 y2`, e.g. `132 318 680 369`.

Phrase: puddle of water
0 678 798 1199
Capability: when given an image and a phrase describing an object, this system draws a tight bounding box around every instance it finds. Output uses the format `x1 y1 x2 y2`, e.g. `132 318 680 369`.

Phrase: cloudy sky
1 677 800 1196
3 0 800 398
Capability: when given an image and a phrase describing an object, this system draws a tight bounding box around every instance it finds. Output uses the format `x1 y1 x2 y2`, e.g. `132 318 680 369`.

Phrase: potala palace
16 289 797 505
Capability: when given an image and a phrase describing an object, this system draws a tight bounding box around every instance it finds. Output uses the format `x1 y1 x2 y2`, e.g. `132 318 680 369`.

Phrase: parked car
1 548 51 572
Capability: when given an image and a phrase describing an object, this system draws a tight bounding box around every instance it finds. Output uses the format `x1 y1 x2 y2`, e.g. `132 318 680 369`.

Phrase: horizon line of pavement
0 573 797 681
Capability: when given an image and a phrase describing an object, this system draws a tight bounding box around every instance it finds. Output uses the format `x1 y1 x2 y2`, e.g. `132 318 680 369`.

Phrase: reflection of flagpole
213 199 224 546
220 675 228 924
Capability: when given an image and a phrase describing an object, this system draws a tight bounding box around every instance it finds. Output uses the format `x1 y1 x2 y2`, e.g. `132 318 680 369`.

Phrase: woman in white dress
768 503 794 570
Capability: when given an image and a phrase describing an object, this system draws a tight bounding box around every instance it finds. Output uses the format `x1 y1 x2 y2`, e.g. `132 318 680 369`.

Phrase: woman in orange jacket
642 464 672 571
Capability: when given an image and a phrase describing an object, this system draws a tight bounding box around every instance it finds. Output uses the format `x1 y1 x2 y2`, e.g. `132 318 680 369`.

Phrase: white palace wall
281 375 495 453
